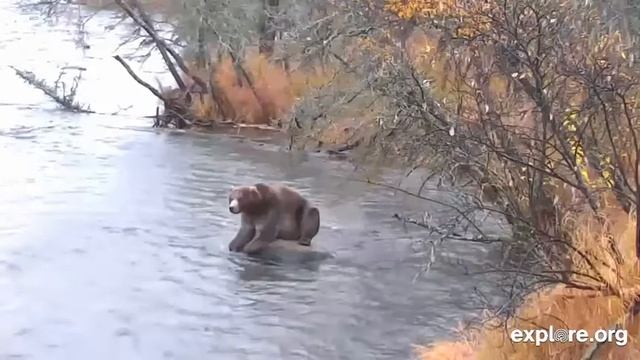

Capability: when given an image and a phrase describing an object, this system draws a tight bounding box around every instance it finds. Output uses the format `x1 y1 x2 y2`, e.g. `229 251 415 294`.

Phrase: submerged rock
250 239 334 264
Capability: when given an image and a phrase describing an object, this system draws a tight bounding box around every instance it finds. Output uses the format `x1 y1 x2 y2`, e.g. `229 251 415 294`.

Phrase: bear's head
228 185 263 214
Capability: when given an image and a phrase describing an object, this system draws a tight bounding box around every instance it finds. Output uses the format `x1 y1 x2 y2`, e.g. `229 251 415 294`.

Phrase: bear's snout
229 198 240 214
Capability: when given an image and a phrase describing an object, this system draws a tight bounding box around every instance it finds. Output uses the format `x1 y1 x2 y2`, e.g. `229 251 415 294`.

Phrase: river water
0 1 505 359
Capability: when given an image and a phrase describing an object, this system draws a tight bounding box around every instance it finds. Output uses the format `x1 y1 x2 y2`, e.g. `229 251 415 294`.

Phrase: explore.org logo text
510 326 628 347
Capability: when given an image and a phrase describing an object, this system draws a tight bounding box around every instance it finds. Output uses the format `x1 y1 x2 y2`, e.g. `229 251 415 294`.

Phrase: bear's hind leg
297 207 320 246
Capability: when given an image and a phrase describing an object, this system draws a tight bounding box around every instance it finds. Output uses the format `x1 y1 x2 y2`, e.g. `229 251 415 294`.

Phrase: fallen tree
111 0 212 128
11 65 93 113
109 0 286 130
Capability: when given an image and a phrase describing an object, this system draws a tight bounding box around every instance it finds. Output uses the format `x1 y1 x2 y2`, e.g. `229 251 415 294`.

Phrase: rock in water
252 240 334 264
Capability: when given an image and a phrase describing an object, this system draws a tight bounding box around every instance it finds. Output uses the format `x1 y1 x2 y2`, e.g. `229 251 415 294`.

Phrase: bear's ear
254 183 274 200
254 183 269 194
248 185 262 202
254 183 269 191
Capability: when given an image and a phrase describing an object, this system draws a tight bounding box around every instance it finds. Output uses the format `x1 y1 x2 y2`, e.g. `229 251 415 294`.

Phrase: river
0 1 504 359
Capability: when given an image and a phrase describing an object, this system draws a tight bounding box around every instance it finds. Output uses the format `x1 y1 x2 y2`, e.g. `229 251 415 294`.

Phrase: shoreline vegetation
19 0 640 358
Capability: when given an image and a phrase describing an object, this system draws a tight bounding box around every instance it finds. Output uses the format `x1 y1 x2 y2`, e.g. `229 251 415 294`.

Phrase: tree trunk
196 24 206 68
195 0 208 69
259 0 279 57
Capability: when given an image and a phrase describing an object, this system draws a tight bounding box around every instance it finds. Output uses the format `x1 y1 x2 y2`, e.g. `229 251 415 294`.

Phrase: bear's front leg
242 211 280 254
229 215 256 252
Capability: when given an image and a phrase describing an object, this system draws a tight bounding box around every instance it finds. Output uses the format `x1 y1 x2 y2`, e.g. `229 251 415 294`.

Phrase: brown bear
227 183 321 254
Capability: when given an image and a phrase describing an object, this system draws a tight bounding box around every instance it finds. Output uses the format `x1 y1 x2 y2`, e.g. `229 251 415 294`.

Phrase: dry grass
416 209 640 360
416 334 476 360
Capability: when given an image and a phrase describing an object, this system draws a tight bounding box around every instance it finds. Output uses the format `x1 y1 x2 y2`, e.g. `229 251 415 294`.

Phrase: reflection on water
0 1 504 359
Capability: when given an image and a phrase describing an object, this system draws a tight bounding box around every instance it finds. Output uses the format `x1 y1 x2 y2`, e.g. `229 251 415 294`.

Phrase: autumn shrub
166 52 346 126
324 0 640 357
416 208 640 360
164 45 380 148
350 0 640 270
212 55 292 124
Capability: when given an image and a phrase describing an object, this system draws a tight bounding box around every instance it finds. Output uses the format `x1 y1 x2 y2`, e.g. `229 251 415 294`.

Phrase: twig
114 0 186 91
113 55 165 101
11 66 93 113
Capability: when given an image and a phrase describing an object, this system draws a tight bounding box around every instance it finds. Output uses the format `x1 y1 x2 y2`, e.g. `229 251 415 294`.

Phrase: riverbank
418 208 640 359
67 0 381 160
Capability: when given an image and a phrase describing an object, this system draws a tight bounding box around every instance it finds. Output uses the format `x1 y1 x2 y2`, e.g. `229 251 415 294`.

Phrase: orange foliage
416 337 476 360
179 54 337 126
212 55 294 124
384 0 456 20
417 286 640 360
384 0 492 37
